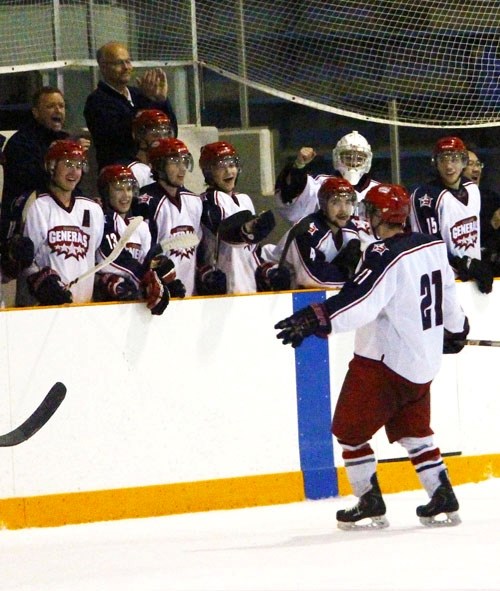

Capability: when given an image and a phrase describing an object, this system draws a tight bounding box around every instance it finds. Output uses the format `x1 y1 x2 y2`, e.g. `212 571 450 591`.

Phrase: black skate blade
419 511 461 528
337 515 389 531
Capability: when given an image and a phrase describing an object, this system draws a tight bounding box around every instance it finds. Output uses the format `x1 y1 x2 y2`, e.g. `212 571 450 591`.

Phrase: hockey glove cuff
27 267 72 305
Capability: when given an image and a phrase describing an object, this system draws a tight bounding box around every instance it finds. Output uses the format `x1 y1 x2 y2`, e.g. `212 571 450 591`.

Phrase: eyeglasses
466 160 484 169
101 59 132 67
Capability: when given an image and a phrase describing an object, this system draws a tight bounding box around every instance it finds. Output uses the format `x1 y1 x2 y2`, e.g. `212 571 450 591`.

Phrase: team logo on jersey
307 222 318 235
137 193 153 205
170 225 196 259
371 242 389 255
450 216 478 249
418 193 433 208
48 225 90 260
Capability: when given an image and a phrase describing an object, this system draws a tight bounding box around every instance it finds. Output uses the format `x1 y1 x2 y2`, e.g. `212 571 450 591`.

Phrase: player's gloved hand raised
97 273 140 301
196 265 227 295
242 210 276 243
274 303 331 348
255 262 291 292
443 318 470 354
141 269 169 315
27 267 72 305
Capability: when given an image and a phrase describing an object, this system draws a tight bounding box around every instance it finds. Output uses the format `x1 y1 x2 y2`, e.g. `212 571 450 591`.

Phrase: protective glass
213 156 240 170
60 158 88 173
339 150 368 168
147 124 174 140
327 192 357 206
165 154 194 172
436 152 467 165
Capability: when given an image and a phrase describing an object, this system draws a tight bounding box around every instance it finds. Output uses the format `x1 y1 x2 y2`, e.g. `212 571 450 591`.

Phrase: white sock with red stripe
339 440 376 497
398 435 444 497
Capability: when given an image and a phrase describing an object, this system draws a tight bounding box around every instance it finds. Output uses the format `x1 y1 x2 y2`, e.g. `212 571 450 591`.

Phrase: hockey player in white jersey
128 109 174 188
260 177 363 290
95 164 177 315
199 141 276 294
275 183 469 529
21 139 104 306
275 130 380 225
410 136 493 294
136 137 199 296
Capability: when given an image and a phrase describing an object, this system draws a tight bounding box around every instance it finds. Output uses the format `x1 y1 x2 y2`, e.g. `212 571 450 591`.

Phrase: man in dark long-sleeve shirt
84 41 178 171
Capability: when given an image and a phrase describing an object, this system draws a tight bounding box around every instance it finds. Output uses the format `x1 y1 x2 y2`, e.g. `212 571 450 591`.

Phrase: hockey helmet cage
332 131 372 185
45 139 88 174
432 136 468 166
147 138 193 172
132 109 173 141
98 164 139 200
363 183 410 224
318 177 357 211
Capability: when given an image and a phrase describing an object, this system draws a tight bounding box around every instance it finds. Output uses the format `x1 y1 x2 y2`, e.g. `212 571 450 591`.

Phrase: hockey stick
0 382 67 447
278 217 312 268
159 231 200 253
463 339 500 347
67 216 144 288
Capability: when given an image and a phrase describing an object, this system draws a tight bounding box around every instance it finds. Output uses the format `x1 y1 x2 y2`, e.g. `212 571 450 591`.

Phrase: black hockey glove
443 318 470 354
256 263 291 292
334 239 361 279
149 254 176 285
196 265 227 295
141 269 169 315
97 273 140 301
452 256 493 294
167 278 186 298
0 235 35 279
275 303 331 348
27 267 72 305
242 210 276 244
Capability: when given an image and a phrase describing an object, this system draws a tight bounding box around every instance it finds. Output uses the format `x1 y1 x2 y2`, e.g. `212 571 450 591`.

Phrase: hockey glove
167 278 186 298
274 303 331 348
255 263 291 292
97 273 140 301
0 235 35 279
452 256 493 294
141 269 170 315
27 267 72 305
443 317 470 354
196 265 227 295
242 210 276 243
334 239 361 279
149 254 177 285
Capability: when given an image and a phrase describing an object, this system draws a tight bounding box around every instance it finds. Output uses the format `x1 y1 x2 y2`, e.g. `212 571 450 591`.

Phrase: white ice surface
1 478 499 591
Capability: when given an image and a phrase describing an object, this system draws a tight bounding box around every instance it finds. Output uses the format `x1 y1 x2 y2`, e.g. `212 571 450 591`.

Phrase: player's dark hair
32 86 64 108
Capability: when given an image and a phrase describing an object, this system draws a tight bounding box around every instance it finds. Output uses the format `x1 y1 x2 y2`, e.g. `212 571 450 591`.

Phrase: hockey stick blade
160 231 200 253
462 339 500 347
0 382 67 447
67 216 144 288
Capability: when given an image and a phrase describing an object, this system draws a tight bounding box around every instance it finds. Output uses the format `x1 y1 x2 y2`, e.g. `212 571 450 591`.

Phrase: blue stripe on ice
292 291 337 499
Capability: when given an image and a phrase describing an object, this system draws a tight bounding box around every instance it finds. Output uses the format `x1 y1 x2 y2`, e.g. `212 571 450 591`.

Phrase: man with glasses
84 41 178 171
463 149 500 278
410 136 493 294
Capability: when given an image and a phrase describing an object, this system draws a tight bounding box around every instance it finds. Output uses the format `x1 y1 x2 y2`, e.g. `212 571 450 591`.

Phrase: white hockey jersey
23 192 104 303
323 232 467 383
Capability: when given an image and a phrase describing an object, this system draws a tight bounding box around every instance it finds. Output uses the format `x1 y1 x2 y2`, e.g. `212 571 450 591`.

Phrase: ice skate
416 471 461 527
337 474 389 530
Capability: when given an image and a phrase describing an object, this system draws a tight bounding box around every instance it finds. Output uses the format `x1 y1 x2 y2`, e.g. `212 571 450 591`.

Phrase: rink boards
0 281 499 529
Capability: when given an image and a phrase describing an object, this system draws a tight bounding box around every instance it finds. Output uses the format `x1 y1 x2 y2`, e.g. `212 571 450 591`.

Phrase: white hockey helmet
332 131 372 185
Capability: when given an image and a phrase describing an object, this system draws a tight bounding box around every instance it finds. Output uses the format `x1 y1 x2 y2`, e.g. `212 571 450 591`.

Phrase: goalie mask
132 109 174 147
332 131 372 185
45 140 88 175
199 141 241 184
363 183 410 225
98 165 139 203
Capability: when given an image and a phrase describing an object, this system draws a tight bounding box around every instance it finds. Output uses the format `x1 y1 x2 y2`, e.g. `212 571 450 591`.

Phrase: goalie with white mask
275 130 380 225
